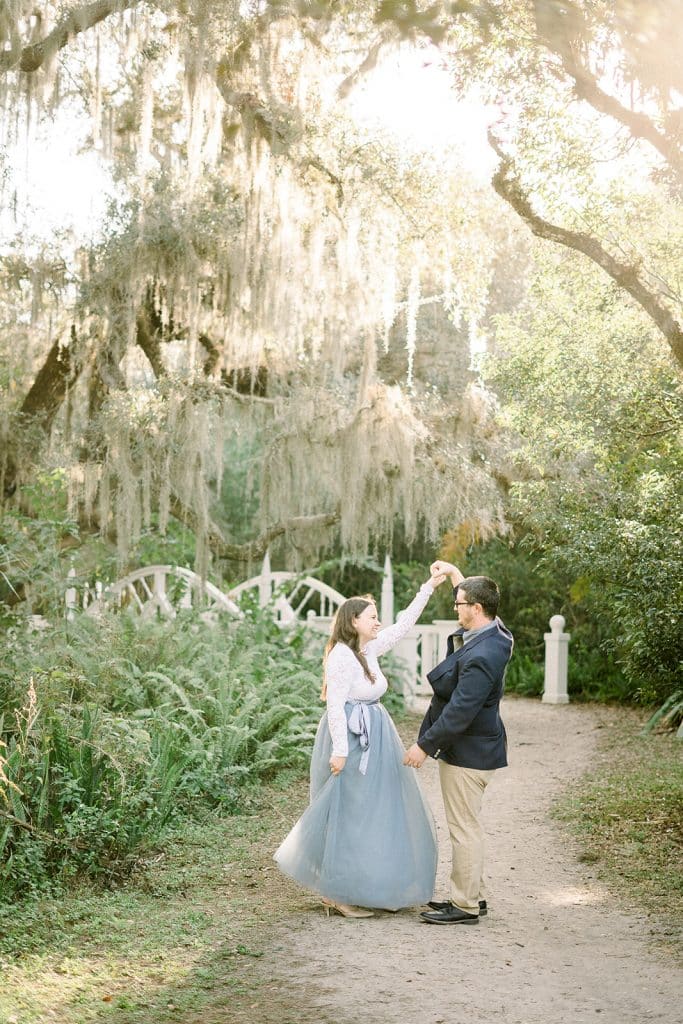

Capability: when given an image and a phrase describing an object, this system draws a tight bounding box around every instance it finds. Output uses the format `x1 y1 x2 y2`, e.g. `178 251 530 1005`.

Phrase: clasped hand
429 559 464 586
403 743 427 769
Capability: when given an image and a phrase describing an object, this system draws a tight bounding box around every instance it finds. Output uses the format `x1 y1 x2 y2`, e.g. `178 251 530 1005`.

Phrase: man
403 560 513 925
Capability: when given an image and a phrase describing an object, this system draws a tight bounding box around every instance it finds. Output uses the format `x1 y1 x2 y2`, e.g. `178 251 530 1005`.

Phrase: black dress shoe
427 899 487 916
420 906 479 925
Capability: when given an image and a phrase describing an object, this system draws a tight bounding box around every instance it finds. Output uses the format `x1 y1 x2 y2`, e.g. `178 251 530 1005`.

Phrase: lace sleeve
325 645 354 757
367 582 435 658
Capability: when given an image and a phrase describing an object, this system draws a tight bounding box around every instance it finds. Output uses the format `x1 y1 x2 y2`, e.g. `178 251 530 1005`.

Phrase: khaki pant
438 760 495 914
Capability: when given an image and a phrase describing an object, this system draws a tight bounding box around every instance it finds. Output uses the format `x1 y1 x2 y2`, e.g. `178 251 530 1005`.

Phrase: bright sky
344 45 497 175
1 100 114 253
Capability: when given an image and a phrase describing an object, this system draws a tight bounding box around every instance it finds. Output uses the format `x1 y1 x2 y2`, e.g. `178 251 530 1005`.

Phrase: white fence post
258 550 272 608
65 566 78 621
543 614 570 704
380 554 394 627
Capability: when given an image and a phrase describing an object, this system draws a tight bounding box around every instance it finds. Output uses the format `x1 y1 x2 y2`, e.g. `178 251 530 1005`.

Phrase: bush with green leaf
484 250 683 713
0 605 331 900
0 683 184 900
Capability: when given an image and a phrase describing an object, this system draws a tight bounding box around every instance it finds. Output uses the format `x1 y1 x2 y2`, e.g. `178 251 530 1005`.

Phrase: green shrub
0 606 330 900
483 255 683 714
505 653 544 697
0 685 185 900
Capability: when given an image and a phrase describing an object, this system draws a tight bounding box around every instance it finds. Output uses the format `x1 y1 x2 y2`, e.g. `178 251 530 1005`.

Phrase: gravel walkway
238 697 681 1024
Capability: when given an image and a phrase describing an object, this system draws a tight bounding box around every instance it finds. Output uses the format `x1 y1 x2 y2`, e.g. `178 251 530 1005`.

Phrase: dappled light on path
545 887 609 908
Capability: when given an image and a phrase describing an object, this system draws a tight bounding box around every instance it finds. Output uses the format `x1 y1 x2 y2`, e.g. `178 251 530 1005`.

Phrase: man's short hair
458 576 500 619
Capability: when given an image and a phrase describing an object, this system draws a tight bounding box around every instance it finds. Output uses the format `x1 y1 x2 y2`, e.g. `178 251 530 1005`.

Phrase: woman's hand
329 755 346 775
428 572 447 588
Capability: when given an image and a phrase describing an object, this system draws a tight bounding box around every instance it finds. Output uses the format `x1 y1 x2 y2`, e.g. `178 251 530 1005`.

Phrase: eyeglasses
454 601 475 608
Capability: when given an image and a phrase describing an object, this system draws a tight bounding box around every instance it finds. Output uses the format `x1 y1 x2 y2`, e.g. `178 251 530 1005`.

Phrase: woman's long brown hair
320 595 377 700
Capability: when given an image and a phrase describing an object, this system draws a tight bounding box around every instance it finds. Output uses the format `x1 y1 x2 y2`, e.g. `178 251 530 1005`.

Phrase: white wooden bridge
64 554 455 705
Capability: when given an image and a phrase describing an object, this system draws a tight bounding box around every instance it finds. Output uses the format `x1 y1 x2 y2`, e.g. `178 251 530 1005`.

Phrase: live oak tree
0 0 511 592
485 247 683 703
4 0 680 612
365 1 683 701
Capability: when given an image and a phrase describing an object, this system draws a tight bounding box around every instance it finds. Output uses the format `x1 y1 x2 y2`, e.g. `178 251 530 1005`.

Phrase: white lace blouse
325 582 435 757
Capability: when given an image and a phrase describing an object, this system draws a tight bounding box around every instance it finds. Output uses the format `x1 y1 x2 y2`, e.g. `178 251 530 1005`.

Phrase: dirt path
235 698 682 1024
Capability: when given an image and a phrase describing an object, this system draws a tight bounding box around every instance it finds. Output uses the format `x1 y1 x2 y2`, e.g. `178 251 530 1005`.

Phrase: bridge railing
63 552 452 702
64 554 568 706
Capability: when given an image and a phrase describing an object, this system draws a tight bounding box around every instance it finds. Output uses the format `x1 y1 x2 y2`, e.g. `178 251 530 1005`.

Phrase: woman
274 573 443 917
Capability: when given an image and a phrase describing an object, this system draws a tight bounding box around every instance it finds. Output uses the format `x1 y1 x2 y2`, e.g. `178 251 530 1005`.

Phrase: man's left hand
403 743 427 769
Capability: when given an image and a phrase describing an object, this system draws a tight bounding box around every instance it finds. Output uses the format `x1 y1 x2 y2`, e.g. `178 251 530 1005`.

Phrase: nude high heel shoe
322 898 374 918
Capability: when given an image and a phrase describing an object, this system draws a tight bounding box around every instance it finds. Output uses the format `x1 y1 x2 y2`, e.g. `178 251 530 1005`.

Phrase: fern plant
0 686 188 901
1 607 330 899
641 690 683 739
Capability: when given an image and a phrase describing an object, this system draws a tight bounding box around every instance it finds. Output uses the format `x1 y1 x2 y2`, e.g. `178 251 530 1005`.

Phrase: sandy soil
232 698 682 1024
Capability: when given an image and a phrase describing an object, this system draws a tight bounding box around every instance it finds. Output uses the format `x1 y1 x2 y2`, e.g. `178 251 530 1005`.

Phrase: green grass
0 771 310 1024
554 713 683 944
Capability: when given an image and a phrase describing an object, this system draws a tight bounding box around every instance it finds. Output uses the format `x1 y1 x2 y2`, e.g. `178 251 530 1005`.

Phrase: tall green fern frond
79 706 96 803
50 716 72 772
35 748 51 827
0 824 11 860
142 671 196 711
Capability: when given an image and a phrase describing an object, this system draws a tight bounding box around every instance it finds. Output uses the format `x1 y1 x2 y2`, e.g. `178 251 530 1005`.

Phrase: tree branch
0 809 91 850
530 1 682 178
337 31 394 100
488 131 683 371
168 494 340 562
0 0 140 75
378 1 681 179
559 51 683 180
215 79 301 152
304 156 344 206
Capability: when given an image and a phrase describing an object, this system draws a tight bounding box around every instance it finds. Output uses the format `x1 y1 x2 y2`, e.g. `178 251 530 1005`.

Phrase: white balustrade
62 552 565 704
258 550 272 608
65 566 78 622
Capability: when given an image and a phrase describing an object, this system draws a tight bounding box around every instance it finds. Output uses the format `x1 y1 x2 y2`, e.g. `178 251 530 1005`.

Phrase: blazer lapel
429 621 501 683
446 628 466 656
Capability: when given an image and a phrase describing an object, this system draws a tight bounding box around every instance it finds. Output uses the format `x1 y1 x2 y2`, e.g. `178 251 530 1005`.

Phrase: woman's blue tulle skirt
274 702 438 910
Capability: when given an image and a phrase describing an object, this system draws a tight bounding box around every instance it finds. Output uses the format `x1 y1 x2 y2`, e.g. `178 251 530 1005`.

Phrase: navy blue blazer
418 617 513 770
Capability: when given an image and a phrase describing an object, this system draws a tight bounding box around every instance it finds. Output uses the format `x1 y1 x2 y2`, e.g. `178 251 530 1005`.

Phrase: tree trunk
2 328 83 497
